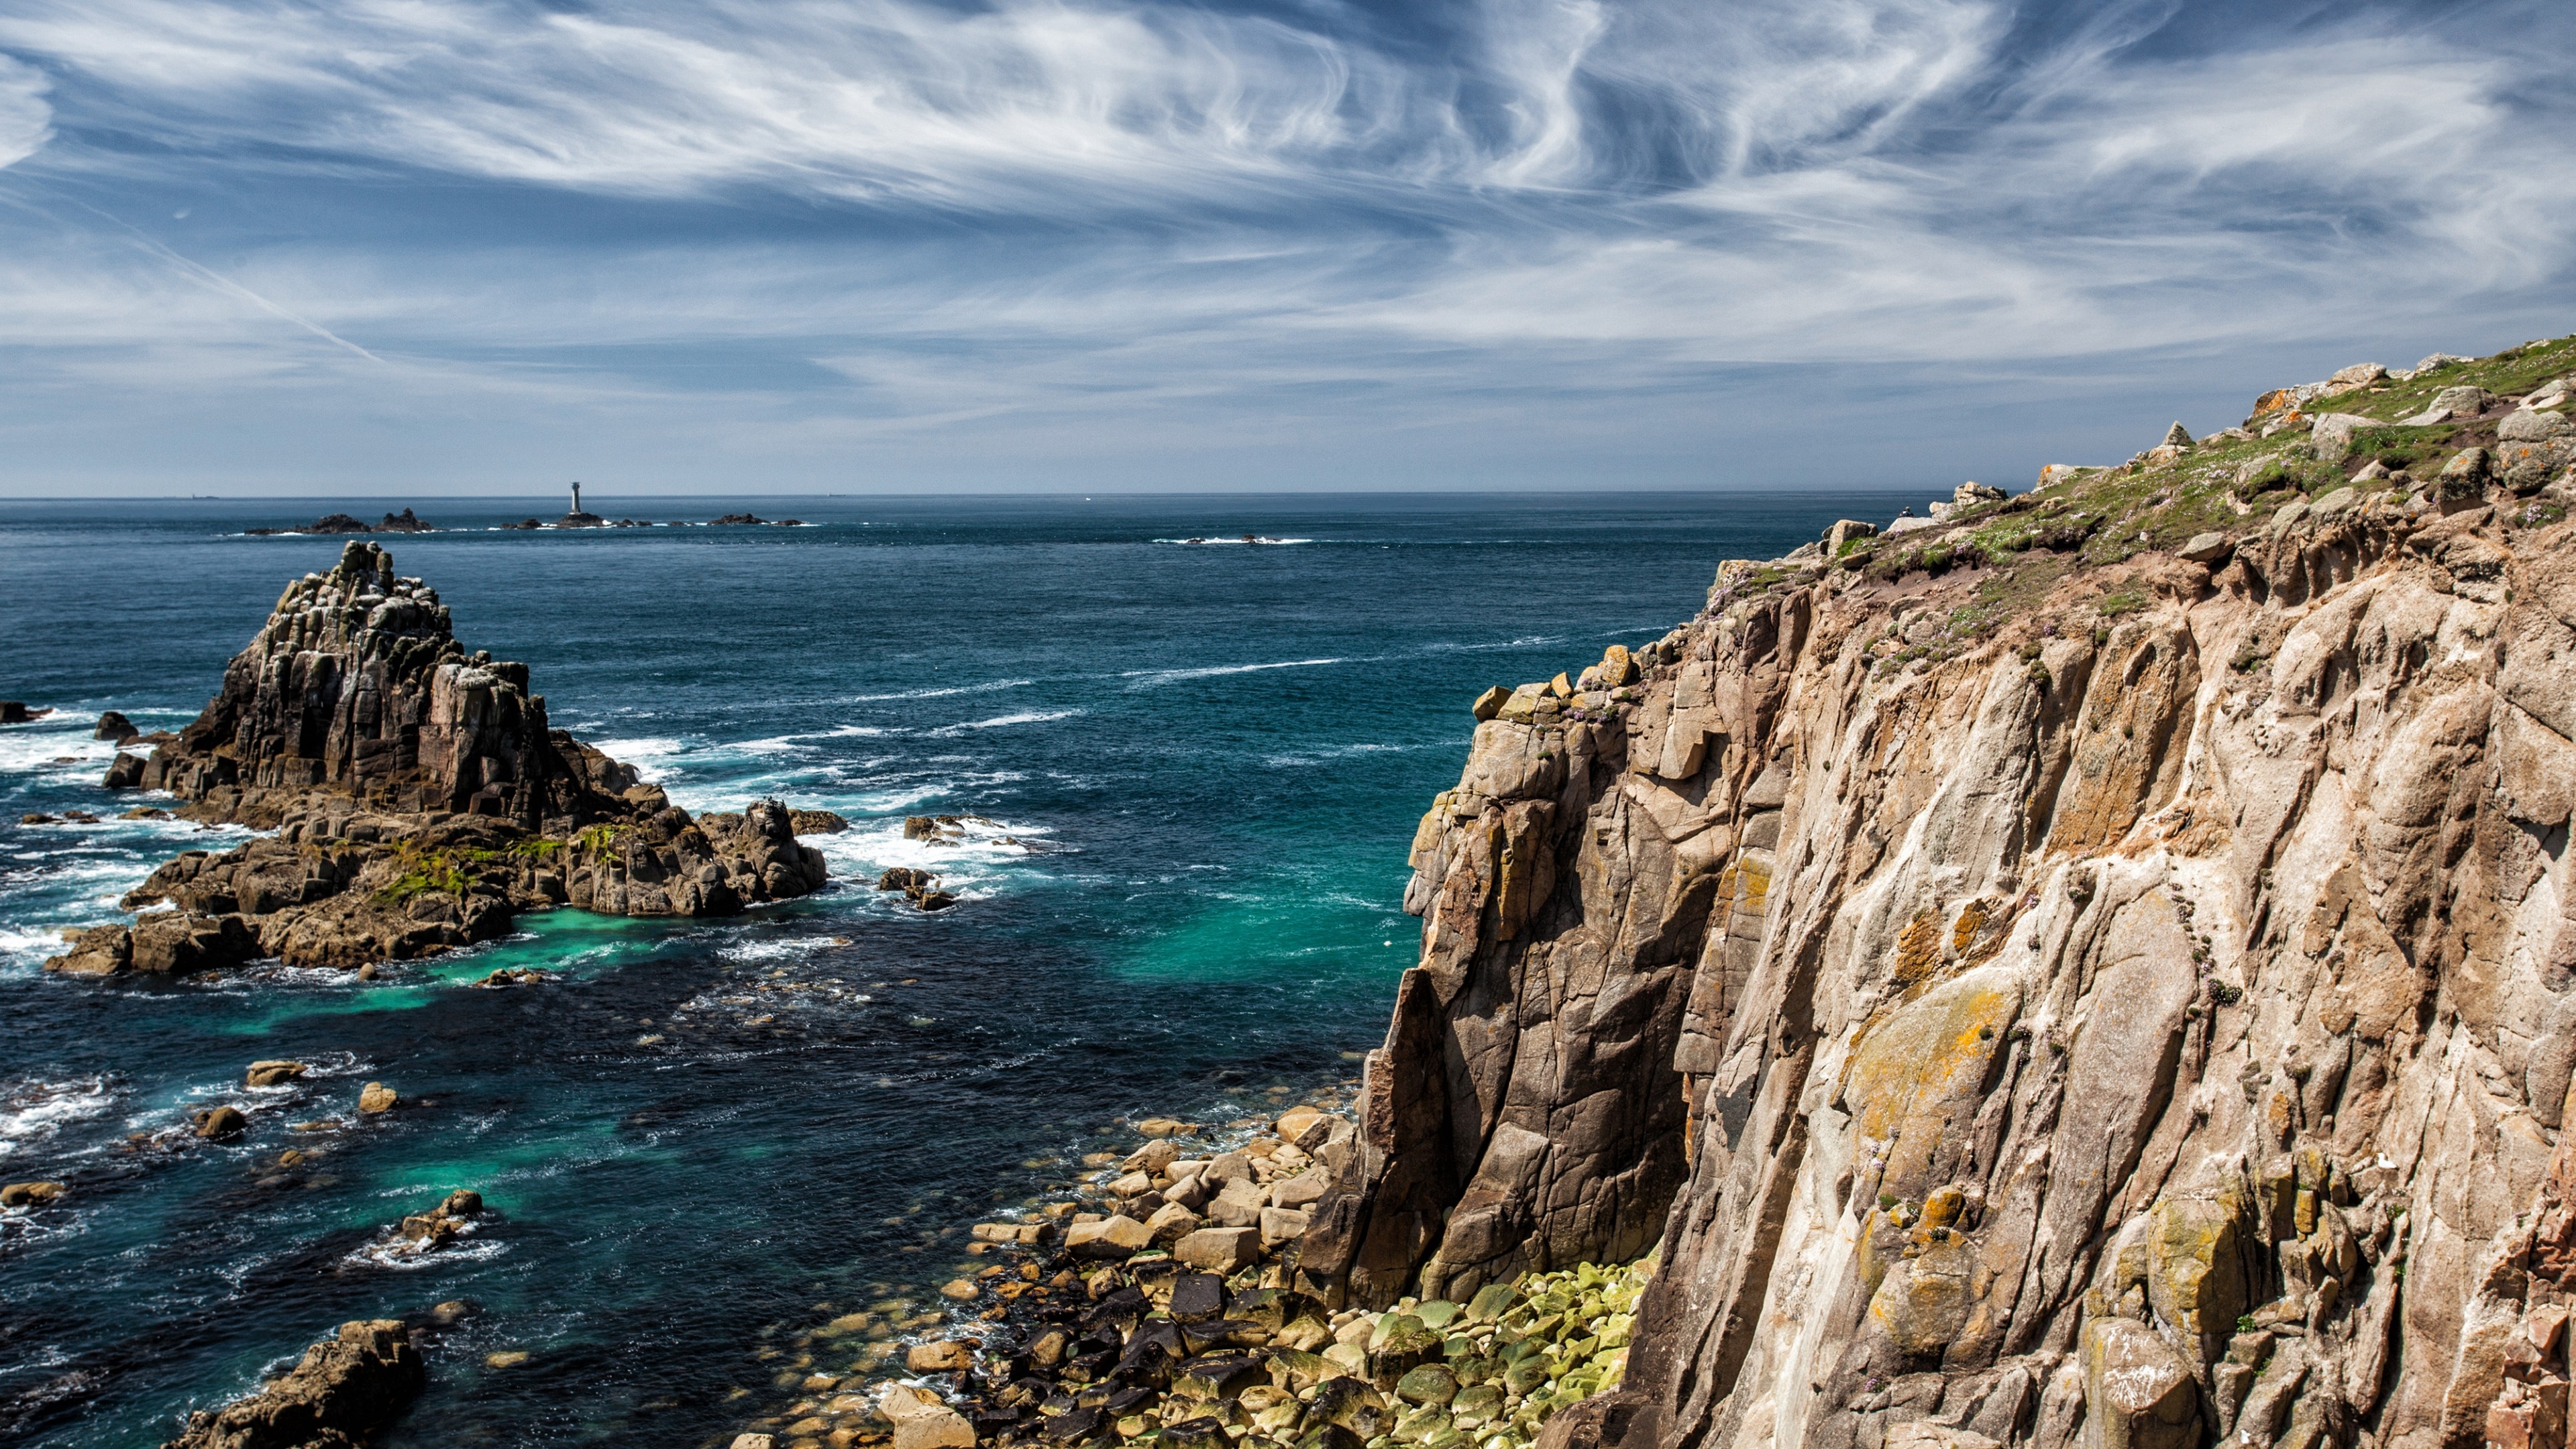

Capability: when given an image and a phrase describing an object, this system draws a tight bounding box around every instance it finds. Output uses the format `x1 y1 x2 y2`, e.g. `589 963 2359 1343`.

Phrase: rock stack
55 540 828 975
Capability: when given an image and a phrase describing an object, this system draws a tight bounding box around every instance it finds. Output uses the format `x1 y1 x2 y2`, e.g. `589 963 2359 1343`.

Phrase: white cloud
0 0 1407 206
0 54 51 167
0 0 2571 492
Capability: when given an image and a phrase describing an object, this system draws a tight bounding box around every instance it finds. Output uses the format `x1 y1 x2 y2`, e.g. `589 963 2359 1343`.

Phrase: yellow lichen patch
1949 900 1988 954
1892 908 1943 987
1721 853 1772 934
1839 965 2023 1201
2145 1195 2249 1340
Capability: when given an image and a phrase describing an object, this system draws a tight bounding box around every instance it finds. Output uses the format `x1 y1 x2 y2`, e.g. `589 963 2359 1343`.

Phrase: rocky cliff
54 540 826 974
1302 335 2576 1449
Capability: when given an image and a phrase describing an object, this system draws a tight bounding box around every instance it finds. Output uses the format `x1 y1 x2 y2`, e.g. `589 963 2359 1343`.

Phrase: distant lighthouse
570 481 582 515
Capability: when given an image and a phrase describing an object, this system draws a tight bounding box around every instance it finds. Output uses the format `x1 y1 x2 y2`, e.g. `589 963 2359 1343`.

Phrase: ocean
0 490 1913 1447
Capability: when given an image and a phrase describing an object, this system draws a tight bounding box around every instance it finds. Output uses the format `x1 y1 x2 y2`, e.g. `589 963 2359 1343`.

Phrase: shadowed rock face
58 540 826 974
1303 359 2576 1449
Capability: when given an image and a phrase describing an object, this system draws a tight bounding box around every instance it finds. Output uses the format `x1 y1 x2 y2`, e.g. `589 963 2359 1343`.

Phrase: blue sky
0 0 2570 496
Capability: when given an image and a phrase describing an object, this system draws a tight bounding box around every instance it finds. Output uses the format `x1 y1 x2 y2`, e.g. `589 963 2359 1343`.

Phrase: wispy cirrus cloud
0 0 2568 494
0 54 49 168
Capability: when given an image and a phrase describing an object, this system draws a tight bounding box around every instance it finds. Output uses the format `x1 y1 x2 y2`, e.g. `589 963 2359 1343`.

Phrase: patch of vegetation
376 843 470 905
2096 590 2146 617
575 822 629 855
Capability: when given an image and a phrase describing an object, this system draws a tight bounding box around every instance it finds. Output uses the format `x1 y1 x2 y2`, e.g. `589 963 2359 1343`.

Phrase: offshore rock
1307 334 2576 1449
164 1319 424 1449
53 541 825 974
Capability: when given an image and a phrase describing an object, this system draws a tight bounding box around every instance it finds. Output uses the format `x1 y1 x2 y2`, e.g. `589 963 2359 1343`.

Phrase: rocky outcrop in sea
1293 335 2576 1449
54 539 826 975
164 1318 424 1449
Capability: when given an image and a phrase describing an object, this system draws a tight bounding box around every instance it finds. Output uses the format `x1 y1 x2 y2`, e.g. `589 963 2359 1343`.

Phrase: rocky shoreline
708 1081 1664 1449
48 539 831 977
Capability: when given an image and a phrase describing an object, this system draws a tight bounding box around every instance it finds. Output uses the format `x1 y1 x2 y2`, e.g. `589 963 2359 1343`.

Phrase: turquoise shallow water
0 491 1911 1446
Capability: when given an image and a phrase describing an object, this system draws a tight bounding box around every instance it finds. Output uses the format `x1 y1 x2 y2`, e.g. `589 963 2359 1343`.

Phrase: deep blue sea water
0 491 1913 1448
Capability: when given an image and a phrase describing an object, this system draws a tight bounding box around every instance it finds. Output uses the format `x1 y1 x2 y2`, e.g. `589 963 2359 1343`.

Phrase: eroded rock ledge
1303 336 2576 1449
54 540 825 975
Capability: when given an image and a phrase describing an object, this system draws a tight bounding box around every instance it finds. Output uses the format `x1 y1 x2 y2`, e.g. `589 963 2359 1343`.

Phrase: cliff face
1304 337 2576 1449
56 541 826 974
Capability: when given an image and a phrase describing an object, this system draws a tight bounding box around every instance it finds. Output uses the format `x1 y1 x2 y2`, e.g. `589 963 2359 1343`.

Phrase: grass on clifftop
1707 331 2576 676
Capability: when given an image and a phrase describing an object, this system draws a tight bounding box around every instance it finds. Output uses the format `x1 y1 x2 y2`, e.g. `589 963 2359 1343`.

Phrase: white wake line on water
1122 657 1345 687
842 678 1034 702
1262 742 1437 769
928 710 1083 736
1148 537 1314 545
1416 634 1567 653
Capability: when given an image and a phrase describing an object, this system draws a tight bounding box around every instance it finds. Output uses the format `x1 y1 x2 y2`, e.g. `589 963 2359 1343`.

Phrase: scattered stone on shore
712 513 769 525
908 1341 977 1373
246 1060 309 1088
476 966 551 987
0 701 50 723
791 809 850 835
1067 1215 1155 1258
880 1385 977 1449
724 1097 1397 1449
725 1085 1647 1449
3 1180 66 1207
95 710 138 741
164 1318 425 1449
358 1081 398 1116
122 806 173 820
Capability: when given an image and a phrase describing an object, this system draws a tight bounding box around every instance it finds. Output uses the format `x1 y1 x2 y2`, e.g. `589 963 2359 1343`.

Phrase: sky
0 0 2571 498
